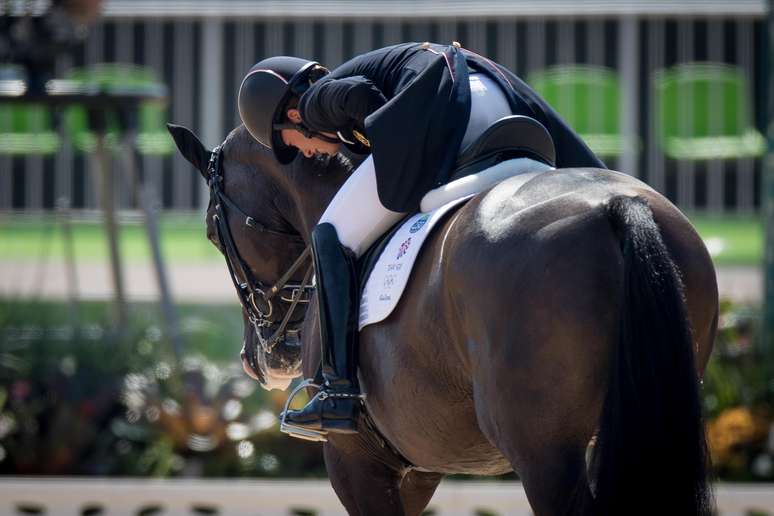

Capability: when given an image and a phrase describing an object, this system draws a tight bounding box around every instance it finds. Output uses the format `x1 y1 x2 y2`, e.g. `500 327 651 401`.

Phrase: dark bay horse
169 123 717 515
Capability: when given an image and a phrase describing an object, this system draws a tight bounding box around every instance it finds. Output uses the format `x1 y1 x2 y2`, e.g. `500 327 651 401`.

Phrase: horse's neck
283 193 316 241
262 161 321 241
286 183 340 242
288 154 359 240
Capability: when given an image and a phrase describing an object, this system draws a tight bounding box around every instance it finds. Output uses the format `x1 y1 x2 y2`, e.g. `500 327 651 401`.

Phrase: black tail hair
590 195 713 515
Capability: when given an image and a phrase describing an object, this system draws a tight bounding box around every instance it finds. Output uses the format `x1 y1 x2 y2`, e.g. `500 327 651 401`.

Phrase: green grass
0 211 764 266
0 299 245 363
0 212 221 263
688 213 762 266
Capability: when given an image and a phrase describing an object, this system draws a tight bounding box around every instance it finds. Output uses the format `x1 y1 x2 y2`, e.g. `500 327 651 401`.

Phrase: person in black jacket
238 42 604 437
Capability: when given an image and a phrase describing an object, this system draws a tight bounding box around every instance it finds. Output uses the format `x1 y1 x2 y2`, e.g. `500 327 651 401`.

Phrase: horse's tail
591 195 713 515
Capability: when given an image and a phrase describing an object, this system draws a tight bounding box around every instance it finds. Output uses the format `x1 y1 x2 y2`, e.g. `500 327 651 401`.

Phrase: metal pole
763 0 774 353
119 108 184 360
199 19 224 210
89 108 128 329
138 180 185 360
57 196 80 327
618 15 640 177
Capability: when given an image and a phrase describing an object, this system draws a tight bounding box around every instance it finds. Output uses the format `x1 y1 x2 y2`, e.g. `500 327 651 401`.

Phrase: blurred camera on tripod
1 0 102 93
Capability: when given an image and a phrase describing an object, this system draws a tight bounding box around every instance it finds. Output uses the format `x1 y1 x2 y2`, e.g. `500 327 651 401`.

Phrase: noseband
206 145 314 376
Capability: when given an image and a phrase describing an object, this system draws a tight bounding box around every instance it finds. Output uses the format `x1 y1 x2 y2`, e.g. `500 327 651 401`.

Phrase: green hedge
0 301 325 478
703 302 774 481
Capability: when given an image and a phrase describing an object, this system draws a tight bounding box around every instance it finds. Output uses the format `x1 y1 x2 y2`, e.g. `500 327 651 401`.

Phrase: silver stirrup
279 379 328 442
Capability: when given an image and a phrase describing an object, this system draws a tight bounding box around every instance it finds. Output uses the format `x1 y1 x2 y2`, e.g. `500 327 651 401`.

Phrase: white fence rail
0 478 773 515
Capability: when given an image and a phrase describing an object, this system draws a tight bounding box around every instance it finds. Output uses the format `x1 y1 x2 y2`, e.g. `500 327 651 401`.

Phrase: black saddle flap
453 115 556 180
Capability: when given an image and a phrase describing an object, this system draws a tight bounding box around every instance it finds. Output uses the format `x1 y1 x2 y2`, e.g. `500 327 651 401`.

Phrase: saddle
452 114 556 181
357 115 556 329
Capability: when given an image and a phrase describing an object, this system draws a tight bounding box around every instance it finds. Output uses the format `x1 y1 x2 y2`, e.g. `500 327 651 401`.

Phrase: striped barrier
0 478 772 515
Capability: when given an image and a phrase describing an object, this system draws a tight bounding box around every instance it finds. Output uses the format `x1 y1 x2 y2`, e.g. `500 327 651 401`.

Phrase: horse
169 122 718 515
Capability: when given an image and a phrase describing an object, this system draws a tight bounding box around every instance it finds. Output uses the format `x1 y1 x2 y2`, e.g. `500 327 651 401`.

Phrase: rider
238 42 605 436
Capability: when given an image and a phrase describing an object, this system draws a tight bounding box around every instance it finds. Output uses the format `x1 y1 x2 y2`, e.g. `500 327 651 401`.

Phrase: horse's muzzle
240 346 264 382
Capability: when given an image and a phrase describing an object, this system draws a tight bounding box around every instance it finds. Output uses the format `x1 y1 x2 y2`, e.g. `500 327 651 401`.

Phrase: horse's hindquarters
450 168 716 513
450 170 717 513
355 168 717 511
454 179 621 464
357 169 629 475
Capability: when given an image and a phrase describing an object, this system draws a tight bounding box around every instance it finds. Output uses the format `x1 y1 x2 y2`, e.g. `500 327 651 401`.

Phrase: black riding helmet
238 56 332 164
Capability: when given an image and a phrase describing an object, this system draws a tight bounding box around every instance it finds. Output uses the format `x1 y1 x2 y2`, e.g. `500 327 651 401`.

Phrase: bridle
206 144 315 378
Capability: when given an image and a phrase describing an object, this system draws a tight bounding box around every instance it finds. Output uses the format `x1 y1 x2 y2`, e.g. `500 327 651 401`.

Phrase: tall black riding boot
282 223 362 434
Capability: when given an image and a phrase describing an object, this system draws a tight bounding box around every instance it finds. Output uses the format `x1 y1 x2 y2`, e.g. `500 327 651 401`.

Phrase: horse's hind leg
467 297 608 514
323 440 407 515
399 470 444 515
474 382 596 515
469 319 604 514
511 441 594 515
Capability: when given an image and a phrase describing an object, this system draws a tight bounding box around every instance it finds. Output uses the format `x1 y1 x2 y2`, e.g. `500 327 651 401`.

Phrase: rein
206 145 315 375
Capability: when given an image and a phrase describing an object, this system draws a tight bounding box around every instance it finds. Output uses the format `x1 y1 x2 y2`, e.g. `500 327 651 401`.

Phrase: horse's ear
167 123 211 180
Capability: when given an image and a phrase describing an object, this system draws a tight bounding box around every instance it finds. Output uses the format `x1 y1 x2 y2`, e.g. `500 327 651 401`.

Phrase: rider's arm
298 75 388 133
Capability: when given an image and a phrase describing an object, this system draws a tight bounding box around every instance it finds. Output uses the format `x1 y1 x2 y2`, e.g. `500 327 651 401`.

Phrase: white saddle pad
358 157 553 330
358 196 471 330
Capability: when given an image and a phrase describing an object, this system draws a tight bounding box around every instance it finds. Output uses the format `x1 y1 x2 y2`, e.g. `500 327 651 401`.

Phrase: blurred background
0 0 773 514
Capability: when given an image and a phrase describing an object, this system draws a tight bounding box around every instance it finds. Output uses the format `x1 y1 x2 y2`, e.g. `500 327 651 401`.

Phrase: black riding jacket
299 42 605 212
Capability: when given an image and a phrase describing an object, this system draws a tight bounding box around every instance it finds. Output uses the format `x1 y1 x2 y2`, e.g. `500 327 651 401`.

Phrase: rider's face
281 108 341 159
280 127 341 159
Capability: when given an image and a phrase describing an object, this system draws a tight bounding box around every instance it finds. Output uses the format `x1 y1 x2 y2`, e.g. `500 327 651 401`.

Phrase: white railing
1 478 773 515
